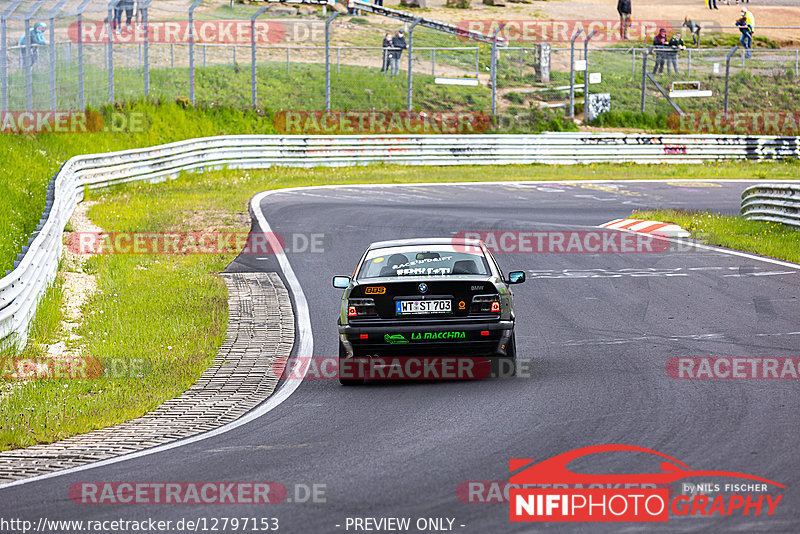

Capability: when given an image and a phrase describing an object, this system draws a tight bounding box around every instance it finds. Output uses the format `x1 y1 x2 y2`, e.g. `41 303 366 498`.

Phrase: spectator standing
136 1 146 24
708 0 718 10
381 33 392 73
683 17 701 46
122 0 135 29
390 30 406 76
375 0 384 6
617 0 632 40
113 0 135 32
736 7 754 59
652 28 668 75
667 32 685 73
113 0 123 31
18 22 47 68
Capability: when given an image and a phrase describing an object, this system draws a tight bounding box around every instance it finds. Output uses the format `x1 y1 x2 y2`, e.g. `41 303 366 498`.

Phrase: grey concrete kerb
0 272 293 483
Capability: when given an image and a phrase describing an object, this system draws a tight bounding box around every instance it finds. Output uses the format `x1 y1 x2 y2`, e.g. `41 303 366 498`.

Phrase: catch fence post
724 45 739 113
189 0 203 105
568 29 582 119
583 30 597 122
407 18 420 111
251 5 270 108
325 12 339 111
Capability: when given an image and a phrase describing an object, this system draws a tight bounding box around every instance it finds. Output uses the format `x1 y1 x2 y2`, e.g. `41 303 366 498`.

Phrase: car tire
339 342 365 386
492 332 516 378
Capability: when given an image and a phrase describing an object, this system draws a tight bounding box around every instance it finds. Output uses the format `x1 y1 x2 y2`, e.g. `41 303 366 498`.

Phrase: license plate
396 299 451 315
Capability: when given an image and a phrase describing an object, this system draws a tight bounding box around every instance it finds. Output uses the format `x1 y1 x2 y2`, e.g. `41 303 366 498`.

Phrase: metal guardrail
2 132 800 346
741 183 800 229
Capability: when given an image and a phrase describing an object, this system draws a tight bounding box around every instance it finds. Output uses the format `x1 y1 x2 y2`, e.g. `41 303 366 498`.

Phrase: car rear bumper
339 320 514 357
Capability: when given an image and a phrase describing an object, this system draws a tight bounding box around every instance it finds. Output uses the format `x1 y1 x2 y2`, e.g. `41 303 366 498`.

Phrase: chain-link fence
2 1 798 124
495 42 799 121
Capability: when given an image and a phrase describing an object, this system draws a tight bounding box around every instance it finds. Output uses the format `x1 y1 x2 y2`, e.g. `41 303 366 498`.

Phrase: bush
592 110 669 130
504 92 525 105
491 108 579 133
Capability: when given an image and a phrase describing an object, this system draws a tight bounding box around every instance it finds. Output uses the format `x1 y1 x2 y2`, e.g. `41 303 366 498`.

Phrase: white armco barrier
2 133 799 345
741 183 800 229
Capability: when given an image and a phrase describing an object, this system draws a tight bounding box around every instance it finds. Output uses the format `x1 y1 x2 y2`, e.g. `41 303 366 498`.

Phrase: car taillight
471 294 501 314
347 298 378 318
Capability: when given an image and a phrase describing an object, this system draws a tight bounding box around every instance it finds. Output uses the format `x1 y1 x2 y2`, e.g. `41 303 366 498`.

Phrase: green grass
8 58 490 116
0 185 231 450
26 274 66 346
0 101 279 275
592 110 672 131
494 107 578 133
0 255 228 450
692 31 779 50
144 62 489 111
633 209 800 264
10 35 795 122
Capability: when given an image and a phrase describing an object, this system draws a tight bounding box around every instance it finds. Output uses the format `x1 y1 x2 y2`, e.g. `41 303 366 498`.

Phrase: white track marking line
667 237 800 271
0 190 313 491
723 271 797 277
1 178 797 490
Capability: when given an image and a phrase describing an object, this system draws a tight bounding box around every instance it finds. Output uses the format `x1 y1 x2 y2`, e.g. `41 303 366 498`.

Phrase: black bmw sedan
332 237 525 385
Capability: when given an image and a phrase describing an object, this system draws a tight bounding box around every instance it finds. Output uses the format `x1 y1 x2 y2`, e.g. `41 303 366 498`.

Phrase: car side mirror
332 276 351 289
507 271 525 284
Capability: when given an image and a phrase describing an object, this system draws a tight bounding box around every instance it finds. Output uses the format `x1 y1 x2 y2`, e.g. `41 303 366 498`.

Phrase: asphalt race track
2 179 799 533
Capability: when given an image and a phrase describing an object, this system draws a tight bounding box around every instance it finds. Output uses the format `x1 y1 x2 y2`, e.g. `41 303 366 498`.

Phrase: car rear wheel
339 342 365 386
492 332 516 378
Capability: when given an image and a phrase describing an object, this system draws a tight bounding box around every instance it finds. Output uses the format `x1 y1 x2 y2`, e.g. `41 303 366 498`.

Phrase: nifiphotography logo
509 444 785 522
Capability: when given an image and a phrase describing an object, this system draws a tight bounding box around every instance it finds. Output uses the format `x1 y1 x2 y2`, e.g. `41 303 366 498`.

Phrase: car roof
368 237 484 250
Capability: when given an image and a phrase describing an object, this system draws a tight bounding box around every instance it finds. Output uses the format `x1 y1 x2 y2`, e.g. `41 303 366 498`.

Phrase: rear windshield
359 245 490 279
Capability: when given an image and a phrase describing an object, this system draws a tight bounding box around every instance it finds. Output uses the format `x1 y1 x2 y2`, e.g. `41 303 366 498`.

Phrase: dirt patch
43 202 102 360
1 202 103 398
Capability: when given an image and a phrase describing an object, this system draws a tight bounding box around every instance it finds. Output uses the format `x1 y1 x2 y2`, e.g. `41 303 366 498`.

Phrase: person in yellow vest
736 8 754 59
